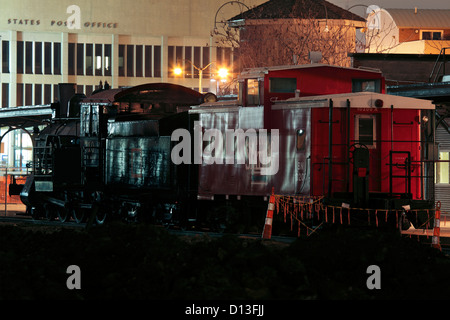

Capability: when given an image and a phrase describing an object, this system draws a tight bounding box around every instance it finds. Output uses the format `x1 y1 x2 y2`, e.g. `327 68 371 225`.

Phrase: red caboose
272 92 434 205
192 64 435 229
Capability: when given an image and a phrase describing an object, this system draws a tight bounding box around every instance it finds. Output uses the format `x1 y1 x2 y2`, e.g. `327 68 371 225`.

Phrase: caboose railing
389 150 411 197
315 138 435 202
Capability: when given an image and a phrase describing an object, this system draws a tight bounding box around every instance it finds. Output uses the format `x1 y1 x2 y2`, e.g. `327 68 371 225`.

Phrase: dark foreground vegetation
0 222 449 300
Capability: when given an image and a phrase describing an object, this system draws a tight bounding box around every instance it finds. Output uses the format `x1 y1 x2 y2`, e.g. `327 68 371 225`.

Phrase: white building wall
0 0 265 107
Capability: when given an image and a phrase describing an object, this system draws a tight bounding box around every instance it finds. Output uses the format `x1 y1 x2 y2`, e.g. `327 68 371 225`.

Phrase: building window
2 41 9 73
35 84 42 105
118 44 125 77
68 43 75 75
154 45 161 78
95 44 102 76
436 152 450 184
193 46 201 79
17 83 23 107
184 46 192 78
1 83 9 108
35 42 42 74
85 43 93 76
25 84 32 106
25 41 33 74
168 46 174 77
136 45 143 77
145 45 152 77
421 31 442 40
126 45 134 77
76 43 84 75
355 114 377 148
104 44 111 76
44 42 52 75
17 41 23 74
44 84 51 104
54 42 61 75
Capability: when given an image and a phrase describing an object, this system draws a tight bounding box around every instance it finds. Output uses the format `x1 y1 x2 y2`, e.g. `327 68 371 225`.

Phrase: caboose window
352 79 380 93
355 115 376 148
247 79 260 106
269 78 297 93
296 129 306 151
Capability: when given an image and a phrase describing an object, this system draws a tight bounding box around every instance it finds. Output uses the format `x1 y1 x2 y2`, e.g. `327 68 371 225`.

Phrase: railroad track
4 215 449 252
0 216 85 228
0 215 297 244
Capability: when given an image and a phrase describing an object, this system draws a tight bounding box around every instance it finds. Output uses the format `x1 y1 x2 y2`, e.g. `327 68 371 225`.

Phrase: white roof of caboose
238 63 382 79
272 92 435 110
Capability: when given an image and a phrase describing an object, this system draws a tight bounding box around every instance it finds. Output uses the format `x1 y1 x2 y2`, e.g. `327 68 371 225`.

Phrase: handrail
429 47 450 83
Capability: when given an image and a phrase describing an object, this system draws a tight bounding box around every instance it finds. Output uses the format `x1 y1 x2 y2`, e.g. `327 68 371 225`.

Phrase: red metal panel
310 107 348 196
263 66 385 129
390 109 421 199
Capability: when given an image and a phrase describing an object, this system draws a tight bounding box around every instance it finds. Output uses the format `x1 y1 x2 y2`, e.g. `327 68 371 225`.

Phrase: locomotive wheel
72 208 86 224
30 206 43 220
57 206 71 223
43 203 56 221
95 207 108 225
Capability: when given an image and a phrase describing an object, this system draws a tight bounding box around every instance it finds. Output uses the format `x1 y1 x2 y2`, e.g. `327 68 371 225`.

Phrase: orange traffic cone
432 201 441 251
262 188 275 240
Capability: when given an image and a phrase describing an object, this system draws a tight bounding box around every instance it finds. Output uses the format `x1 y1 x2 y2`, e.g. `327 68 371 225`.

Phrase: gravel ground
0 221 449 300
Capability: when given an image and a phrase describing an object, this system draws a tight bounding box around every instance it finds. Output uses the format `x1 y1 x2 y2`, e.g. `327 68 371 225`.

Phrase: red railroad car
193 64 435 228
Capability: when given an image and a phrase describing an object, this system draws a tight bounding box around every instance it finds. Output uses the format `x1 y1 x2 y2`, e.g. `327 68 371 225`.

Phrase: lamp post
174 59 215 93
174 60 228 94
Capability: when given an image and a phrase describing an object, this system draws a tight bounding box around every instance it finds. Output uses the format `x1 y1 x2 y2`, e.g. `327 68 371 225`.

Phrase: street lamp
218 68 228 78
173 67 183 76
175 59 228 94
174 59 215 93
